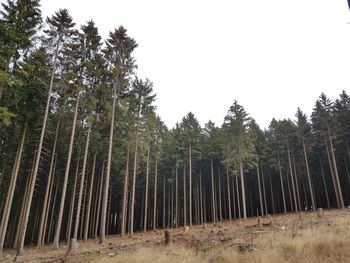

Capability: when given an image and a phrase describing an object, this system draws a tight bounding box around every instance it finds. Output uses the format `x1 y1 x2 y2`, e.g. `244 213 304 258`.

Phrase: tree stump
257 217 262 227
164 230 172 245
317 208 323 218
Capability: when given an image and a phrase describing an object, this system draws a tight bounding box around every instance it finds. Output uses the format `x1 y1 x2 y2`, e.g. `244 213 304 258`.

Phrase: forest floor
1 209 350 263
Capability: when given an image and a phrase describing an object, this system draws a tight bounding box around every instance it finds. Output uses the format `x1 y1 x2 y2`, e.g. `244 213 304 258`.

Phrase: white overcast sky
39 0 350 129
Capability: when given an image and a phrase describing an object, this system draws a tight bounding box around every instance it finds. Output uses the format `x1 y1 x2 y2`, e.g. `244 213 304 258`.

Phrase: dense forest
1 0 350 257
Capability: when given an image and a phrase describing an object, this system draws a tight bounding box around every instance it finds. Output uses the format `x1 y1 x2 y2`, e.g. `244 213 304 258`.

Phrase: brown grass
1 209 350 263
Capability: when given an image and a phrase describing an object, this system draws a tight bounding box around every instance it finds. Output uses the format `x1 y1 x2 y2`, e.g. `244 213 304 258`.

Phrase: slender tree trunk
121 147 130 236
129 137 138 237
153 155 158 230
320 160 330 208
95 160 105 238
210 158 216 222
277 154 287 213
235 174 241 219
302 140 315 210
43 155 57 244
52 94 80 250
189 144 192 227
143 147 150 232
47 176 59 244
162 175 165 228
256 163 264 216
84 153 96 242
287 145 298 212
37 120 59 247
239 160 247 220
183 164 186 227
328 131 344 208
99 84 117 243
199 171 203 225
261 169 268 215
292 155 301 211
175 161 178 228
269 174 275 214
66 152 80 245
226 166 232 220
0 122 27 254
325 139 340 207
71 126 91 251
218 166 222 221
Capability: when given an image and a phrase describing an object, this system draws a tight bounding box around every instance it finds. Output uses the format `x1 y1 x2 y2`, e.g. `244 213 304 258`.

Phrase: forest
1 0 350 258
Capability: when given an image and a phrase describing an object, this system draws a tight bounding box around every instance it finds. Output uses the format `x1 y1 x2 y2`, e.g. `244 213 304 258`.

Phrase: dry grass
1 209 350 263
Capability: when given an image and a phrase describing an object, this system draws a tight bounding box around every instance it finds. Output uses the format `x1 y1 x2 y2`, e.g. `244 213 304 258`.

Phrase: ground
1 209 350 263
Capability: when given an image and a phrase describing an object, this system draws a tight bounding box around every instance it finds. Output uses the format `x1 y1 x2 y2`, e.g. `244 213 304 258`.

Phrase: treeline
1 0 350 256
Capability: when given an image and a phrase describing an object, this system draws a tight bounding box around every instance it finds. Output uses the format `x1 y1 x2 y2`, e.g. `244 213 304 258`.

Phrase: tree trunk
239 160 247 220
47 176 59 243
226 166 232 220
121 146 130 237
261 169 268 215
287 145 298 212
256 163 264 216
143 147 150 232
210 158 216 222
303 140 315 210
189 144 192 227
52 94 80 250
0 122 27 254
37 120 59 247
84 153 96 242
325 139 340 207
183 164 186 227
328 132 344 208
235 174 241 219
66 152 80 245
218 166 222 221
99 85 117 244
129 137 138 237
175 161 178 228
277 154 287 213
71 126 91 251
153 155 158 230
199 171 203 225
320 159 330 208
95 160 105 238
269 174 275 214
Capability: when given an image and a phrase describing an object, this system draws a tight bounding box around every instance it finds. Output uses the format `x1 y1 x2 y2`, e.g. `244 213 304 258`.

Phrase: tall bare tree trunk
235 174 241 219
256 163 264 216
100 85 117 244
261 169 268 215
52 94 80 250
292 155 301 211
287 145 298 212
71 126 91 251
199 171 203 225
226 166 232 220
328 132 344 208
269 174 275 214
121 147 130 236
143 147 150 232
189 144 192 227
325 139 340 207
37 121 59 247
303 140 315 210
84 153 96 242
210 158 216 222
47 176 59 243
239 160 247 220
320 160 330 208
183 164 186 227
218 166 222 221
95 160 105 238
129 138 138 237
153 155 158 230
66 152 80 245
276 154 286 213
175 161 178 227
0 122 27 254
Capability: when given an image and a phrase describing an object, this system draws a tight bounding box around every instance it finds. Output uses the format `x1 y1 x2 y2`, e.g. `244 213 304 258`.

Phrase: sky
38 0 350 129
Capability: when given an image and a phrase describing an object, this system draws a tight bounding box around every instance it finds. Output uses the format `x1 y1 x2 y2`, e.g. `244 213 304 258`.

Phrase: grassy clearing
1 209 350 263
